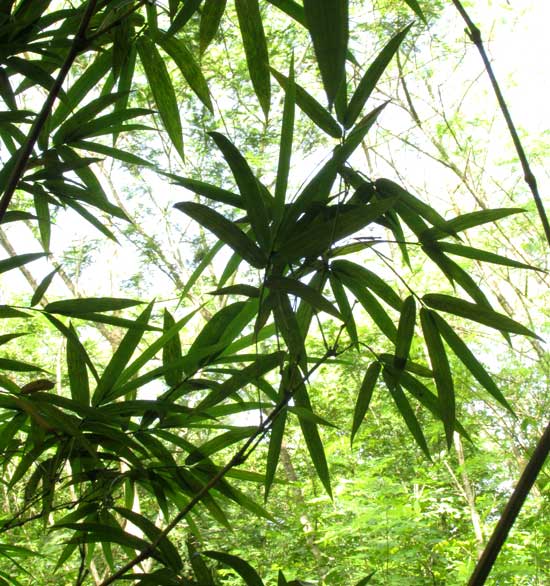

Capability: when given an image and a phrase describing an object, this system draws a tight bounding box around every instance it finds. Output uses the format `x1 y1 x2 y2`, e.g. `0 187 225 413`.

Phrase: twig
468 421 550 585
451 0 550 248
97 352 335 585
0 0 100 223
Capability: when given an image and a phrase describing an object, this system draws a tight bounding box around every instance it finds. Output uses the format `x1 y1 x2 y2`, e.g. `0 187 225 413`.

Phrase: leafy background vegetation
0 1 548 585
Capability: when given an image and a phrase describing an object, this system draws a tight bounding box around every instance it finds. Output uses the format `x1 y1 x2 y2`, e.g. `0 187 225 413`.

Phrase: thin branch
0 0 100 222
451 0 550 248
468 421 550 585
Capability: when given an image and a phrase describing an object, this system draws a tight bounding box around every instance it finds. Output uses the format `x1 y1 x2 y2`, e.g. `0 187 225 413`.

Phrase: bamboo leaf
394 295 416 370
165 173 243 208
422 293 540 339
235 0 271 117
303 0 348 106
274 56 295 225
174 201 267 268
157 34 213 112
203 551 264 586
210 284 260 298
208 132 271 251
200 0 227 54
345 24 412 128
351 361 381 444
430 312 513 412
265 404 287 500
267 276 341 319
167 0 203 35
329 273 357 345
66 324 89 406
187 540 215 586
44 297 142 315
137 36 184 160
0 252 46 274
271 68 342 138
383 367 431 458
403 0 426 22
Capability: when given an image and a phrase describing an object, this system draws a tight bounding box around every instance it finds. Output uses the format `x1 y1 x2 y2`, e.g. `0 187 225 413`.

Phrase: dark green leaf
345 24 411 128
437 241 542 271
200 0 226 54
422 293 540 339
430 312 513 412
267 276 341 318
187 540 215 586
167 0 203 35
162 310 183 387
175 201 267 268
329 273 357 345
165 173 242 208
0 332 27 346
0 252 46 274
235 0 271 117
350 362 381 444
210 284 260 297
0 358 44 373
186 427 256 464
208 132 271 251
394 295 416 370
203 551 264 586
303 0 348 106
44 297 141 315
137 36 184 160
420 308 454 445
265 404 287 500
157 34 213 112
72 140 153 167
271 68 342 138
67 324 89 406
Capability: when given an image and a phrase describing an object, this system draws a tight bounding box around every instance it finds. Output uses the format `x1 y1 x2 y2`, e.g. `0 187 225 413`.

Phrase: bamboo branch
0 0 100 223
451 0 550 248
97 351 337 585
468 421 550 585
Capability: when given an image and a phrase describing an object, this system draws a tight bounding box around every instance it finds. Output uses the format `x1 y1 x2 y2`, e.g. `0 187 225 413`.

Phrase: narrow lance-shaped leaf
403 0 426 23
66 324 89 406
0 252 46 274
345 24 412 128
137 36 184 161
274 56 295 226
265 403 287 501
420 307 454 446
271 68 342 138
200 0 227 54
351 361 381 444
303 0 348 106
203 551 264 586
430 312 513 412
383 367 431 459
157 34 213 112
167 0 203 35
187 540 215 586
162 310 183 387
33 193 50 250
44 297 142 315
174 202 267 268
267 276 341 319
423 293 541 339
394 295 416 370
235 0 271 117
208 132 271 251
329 273 357 346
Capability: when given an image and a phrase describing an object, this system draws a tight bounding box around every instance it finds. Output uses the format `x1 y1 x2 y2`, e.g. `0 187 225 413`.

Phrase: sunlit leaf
350 361 381 444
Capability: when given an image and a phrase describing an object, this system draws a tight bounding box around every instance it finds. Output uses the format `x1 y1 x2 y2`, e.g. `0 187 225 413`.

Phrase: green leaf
43 297 142 315
355 572 376 586
92 303 154 405
0 252 46 274
208 132 271 251
303 0 348 106
0 332 27 346
436 241 542 271
383 367 431 458
114 508 183 571
200 0 226 54
175 201 267 268
420 308 454 446
137 36 184 160
350 361 381 444
274 56 295 226
267 276 341 319
329 273 357 345
162 310 183 387
331 259 402 310
422 207 526 241
235 0 271 117
265 404 287 500
67 324 90 406
203 551 264 586
345 24 412 128
186 427 256 464
210 284 260 298
33 192 50 250
0 358 44 373
72 140 154 167
187 540 215 586
0 305 30 319
430 312 513 412
271 68 342 138
167 0 203 35
422 293 540 339
165 173 242 208
198 352 285 410
31 267 59 307
157 34 213 112
276 199 396 262
394 295 416 370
